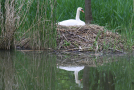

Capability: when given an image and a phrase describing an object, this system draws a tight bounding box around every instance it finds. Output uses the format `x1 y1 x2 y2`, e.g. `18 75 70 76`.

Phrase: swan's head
77 7 84 13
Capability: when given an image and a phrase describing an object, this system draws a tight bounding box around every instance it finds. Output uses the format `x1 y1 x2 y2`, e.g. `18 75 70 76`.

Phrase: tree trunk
85 0 93 24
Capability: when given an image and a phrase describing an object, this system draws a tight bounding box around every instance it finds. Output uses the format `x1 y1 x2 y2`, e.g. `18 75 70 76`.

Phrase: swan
58 7 85 26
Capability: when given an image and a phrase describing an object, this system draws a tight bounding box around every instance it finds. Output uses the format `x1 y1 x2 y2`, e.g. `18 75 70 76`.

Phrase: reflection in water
0 51 57 90
0 51 16 90
0 51 134 90
57 52 134 90
83 66 115 90
58 66 84 87
58 65 115 90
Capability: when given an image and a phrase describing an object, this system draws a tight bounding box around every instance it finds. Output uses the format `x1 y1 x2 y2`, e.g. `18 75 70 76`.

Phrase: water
0 50 134 90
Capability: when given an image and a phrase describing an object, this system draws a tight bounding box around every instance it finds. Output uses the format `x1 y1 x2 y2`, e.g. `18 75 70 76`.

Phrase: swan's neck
75 9 80 20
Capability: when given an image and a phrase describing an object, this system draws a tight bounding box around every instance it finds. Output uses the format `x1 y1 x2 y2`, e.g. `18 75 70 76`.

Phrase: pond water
0 50 134 90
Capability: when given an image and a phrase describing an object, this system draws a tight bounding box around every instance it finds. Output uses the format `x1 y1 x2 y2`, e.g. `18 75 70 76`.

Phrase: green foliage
63 40 71 46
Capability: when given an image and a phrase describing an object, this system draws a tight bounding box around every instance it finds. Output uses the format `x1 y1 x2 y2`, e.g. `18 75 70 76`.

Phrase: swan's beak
81 9 84 13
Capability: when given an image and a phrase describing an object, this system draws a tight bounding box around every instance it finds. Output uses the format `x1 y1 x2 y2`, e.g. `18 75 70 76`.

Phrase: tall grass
15 0 57 49
92 0 133 28
0 0 16 49
0 0 57 49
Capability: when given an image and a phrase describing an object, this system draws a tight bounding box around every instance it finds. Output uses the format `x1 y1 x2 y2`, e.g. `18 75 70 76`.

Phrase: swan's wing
76 20 85 25
58 19 85 26
58 19 77 26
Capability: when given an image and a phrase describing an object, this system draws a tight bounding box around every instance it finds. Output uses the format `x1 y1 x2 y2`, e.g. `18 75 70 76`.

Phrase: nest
56 24 125 52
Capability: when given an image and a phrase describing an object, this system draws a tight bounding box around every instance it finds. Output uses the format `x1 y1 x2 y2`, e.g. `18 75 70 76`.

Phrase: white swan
58 7 85 26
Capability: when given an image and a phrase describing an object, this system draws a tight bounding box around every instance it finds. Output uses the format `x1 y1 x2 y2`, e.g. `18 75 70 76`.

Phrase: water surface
0 51 134 90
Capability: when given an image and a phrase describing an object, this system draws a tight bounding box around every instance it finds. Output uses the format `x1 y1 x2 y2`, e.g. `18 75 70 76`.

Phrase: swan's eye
81 9 84 13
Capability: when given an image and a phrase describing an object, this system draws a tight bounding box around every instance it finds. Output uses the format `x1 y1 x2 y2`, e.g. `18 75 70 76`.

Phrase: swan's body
58 7 85 26
58 19 85 26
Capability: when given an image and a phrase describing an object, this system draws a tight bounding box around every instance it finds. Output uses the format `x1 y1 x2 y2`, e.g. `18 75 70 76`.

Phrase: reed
15 0 57 49
0 0 57 50
0 0 16 49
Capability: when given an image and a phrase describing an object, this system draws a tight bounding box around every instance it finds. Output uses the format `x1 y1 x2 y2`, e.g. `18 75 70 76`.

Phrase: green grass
91 0 133 27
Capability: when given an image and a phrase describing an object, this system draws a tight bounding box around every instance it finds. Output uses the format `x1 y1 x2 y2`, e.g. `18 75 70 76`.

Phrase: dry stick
61 59 68 64
95 42 98 53
108 48 124 53
62 34 68 41
76 25 83 32
76 35 90 42
62 33 74 46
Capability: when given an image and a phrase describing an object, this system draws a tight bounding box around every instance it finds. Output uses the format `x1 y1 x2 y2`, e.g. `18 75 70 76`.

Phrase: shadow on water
0 51 134 90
